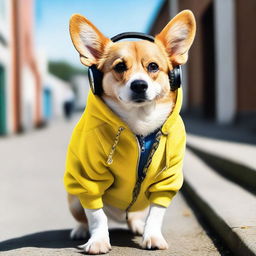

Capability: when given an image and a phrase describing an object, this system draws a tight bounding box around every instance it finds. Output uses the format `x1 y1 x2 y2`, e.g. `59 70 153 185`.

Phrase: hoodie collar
161 87 183 135
86 87 182 135
86 92 129 131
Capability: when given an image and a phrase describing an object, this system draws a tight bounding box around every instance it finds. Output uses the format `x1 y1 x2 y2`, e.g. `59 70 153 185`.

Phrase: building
149 0 256 126
0 0 12 135
71 74 89 111
14 0 42 131
43 73 74 120
0 0 42 135
0 0 74 136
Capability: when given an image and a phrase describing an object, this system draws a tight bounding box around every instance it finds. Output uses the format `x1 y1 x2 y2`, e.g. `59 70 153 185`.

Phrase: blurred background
0 0 255 255
0 0 255 135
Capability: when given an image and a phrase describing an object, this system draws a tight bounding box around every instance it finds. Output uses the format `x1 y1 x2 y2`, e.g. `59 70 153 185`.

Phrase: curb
186 144 256 194
183 149 256 256
182 180 256 256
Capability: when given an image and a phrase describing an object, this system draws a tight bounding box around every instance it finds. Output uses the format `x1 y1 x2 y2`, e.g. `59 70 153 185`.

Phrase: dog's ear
155 10 196 66
69 14 111 66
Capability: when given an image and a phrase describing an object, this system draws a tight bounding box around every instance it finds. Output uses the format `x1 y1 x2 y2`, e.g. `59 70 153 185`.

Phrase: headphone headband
111 32 155 43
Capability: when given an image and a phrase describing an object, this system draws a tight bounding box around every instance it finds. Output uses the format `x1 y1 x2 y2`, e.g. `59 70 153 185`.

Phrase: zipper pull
106 156 113 165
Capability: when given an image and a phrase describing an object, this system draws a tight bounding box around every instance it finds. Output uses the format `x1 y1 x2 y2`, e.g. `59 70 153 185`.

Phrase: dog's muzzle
130 80 148 103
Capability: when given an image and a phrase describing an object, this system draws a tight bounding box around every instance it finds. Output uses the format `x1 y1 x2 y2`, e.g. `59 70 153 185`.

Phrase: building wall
149 0 170 36
179 0 214 117
149 0 256 125
44 74 74 119
71 75 89 111
11 0 21 133
149 0 214 117
15 0 42 131
236 0 256 114
0 0 13 135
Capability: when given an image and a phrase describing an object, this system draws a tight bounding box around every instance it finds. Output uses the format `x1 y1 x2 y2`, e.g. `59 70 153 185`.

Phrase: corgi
65 10 196 254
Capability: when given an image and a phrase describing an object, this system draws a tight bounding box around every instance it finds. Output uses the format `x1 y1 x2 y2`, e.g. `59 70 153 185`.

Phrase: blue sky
35 0 164 67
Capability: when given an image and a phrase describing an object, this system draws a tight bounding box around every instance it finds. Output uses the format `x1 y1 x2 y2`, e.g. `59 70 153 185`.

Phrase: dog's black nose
130 80 148 94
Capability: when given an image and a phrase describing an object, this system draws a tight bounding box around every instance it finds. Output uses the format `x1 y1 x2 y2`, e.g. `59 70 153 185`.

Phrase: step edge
182 180 256 256
186 144 256 194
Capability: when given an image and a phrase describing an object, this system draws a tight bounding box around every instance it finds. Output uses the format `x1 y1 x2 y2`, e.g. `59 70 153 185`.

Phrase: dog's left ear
155 10 196 65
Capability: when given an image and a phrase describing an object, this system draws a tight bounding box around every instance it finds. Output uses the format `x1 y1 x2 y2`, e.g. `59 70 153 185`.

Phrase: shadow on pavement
0 229 141 252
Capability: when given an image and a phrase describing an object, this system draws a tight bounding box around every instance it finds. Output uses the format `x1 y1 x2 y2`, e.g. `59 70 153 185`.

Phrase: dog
64 10 196 254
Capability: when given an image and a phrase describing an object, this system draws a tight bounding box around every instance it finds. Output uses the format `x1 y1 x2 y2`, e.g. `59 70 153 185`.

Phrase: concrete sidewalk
0 114 221 255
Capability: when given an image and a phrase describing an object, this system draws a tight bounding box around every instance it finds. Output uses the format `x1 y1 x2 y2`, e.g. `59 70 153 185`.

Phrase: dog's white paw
70 224 88 240
128 219 145 235
142 233 168 250
78 236 111 254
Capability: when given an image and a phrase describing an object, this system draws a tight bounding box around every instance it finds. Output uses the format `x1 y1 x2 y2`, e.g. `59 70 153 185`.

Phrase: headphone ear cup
169 65 182 91
88 65 104 95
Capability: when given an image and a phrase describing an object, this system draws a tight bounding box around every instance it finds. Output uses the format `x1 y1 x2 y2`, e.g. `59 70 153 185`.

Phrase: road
0 114 221 255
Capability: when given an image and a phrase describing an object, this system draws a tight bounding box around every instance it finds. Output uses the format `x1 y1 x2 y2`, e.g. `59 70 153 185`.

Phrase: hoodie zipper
125 136 141 219
126 131 162 219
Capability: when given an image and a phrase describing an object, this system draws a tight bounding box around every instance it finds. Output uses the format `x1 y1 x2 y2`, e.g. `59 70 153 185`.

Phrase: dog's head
69 10 195 107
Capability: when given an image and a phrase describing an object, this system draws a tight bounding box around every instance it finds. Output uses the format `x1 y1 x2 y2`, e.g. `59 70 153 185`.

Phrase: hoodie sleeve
148 118 186 207
64 129 114 209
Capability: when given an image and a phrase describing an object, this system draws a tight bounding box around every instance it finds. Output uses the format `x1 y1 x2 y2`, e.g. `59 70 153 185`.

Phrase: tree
49 61 86 81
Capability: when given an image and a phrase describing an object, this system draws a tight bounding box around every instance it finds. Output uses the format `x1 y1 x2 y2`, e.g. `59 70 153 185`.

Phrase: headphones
88 32 182 96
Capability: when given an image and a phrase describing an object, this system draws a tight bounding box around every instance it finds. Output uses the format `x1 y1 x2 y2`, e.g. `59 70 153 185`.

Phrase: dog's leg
127 208 149 235
142 204 168 250
68 194 88 240
79 208 111 254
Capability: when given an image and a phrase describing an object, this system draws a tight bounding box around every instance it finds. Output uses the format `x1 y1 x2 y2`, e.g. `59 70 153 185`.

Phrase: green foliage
48 61 87 81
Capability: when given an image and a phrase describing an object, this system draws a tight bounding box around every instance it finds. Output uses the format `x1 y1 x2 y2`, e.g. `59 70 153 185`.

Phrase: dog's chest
103 98 174 136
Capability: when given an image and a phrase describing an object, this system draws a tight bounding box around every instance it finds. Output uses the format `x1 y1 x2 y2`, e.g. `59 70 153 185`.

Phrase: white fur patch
143 204 168 249
70 224 88 240
79 208 111 253
169 21 188 41
118 72 162 104
104 97 174 136
167 21 189 54
79 23 100 59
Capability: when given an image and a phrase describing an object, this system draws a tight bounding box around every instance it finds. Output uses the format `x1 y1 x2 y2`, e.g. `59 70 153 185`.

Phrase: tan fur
69 11 195 111
68 194 87 224
69 14 111 66
127 208 149 235
101 40 175 104
155 10 196 65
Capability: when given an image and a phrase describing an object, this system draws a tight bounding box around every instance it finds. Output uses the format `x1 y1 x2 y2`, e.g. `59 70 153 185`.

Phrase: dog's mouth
118 93 153 106
132 97 147 103
131 93 148 103
133 99 146 103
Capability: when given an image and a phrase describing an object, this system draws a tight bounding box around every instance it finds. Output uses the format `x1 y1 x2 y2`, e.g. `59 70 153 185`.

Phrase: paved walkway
0 114 220 255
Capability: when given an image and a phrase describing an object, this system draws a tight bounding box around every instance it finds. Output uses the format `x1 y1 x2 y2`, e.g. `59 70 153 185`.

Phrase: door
202 3 216 119
0 65 6 135
43 87 52 120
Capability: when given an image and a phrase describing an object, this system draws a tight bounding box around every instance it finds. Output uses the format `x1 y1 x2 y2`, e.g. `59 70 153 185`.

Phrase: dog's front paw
79 236 111 255
142 233 168 250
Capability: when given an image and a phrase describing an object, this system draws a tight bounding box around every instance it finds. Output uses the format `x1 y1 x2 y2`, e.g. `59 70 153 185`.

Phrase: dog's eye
114 62 127 73
148 62 159 73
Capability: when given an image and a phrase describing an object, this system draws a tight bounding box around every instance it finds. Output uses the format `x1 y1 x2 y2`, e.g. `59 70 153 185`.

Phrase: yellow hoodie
64 88 186 212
